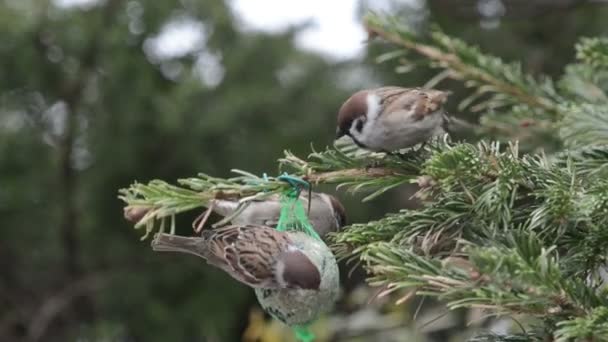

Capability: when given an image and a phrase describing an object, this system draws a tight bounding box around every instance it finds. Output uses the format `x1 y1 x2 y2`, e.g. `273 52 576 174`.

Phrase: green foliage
559 103 608 147
576 37 608 69
559 64 608 103
120 137 608 340
365 12 562 150
365 12 608 156
117 9 608 341
352 12 608 341
555 307 608 342
0 1 355 341
467 333 542 342
6 1 608 341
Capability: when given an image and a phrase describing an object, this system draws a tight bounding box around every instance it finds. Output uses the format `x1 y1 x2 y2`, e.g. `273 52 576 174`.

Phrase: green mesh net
294 325 316 342
275 174 321 241
275 193 321 242
276 175 323 341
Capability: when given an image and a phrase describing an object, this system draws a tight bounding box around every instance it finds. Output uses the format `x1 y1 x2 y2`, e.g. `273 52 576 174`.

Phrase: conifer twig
364 13 560 115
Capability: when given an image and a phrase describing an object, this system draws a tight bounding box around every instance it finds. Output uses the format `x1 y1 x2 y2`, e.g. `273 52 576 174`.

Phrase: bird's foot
385 151 410 161
192 203 214 234
365 160 384 169
413 142 427 153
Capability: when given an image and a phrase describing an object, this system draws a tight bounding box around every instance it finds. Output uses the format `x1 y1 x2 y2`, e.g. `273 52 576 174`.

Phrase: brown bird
204 192 346 238
151 225 321 290
336 86 450 152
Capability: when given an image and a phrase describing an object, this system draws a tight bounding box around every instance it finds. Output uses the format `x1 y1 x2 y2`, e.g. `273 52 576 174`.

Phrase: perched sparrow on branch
152 225 321 289
201 192 346 238
336 86 451 152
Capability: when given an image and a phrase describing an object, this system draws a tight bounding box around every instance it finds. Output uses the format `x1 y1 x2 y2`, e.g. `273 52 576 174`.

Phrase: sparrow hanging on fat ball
152 225 341 325
152 224 321 289
336 86 452 152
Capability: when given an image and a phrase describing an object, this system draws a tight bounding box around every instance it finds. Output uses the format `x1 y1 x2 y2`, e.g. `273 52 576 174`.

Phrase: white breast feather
351 93 381 145
360 107 444 151
365 93 381 123
274 259 287 287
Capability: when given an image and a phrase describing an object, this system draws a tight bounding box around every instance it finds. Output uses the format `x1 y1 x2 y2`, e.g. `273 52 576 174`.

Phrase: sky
53 0 409 60
230 0 367 60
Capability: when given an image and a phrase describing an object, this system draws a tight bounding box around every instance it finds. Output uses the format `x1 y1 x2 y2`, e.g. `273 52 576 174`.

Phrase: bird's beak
335 127 345 139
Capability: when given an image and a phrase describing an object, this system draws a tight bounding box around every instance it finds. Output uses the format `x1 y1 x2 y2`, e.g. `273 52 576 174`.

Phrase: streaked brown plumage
336 86 449 151
151 225 321 290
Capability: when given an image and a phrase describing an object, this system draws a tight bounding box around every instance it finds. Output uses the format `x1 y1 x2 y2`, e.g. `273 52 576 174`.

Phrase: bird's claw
365 160 384 169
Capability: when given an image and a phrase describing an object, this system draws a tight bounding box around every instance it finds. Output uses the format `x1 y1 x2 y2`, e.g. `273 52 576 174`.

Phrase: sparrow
200 192 346 238
151 224 321 290
336 86 449 152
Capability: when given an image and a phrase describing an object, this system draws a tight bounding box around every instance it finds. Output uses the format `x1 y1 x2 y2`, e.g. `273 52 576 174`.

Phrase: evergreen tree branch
467 333 542 342
117 11 608 341
555 307 608 341
119 138 608 340
361 237 606 325
365 15 608 152
118 140 426 238
554 144 608 177
576 37 608 69
333 142 608 273
559 64 608 103
559 103 608 147
364 13 561 116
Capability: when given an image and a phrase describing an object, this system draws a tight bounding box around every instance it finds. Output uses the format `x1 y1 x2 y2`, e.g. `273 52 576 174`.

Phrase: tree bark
31 0 124 339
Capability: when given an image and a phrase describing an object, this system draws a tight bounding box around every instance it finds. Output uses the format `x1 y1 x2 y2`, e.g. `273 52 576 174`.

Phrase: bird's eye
355 118 364 132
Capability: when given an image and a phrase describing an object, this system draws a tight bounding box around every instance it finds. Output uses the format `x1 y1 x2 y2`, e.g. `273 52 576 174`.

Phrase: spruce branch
364 13 561 116
559 103 608 147
119 140 427 238
118 138 608 338
365 14 608 153
117 11 608 340
467 333 542 342
478 105 559 150
559 64 608 103
280 140 424 201
576 37 608 69
361 235 605 320
555 306 608 342
333 142 608 293
554 144 608 177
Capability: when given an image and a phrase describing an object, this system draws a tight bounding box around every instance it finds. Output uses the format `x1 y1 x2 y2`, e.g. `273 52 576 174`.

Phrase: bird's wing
377 87 448 121
374 86 415 109
204 225 288 288
262 219 279 228
212 194 281 218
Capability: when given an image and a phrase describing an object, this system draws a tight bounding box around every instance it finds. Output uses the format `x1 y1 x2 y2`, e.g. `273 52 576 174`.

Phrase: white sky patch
55 0 423 61
194 51 225 88
53 0 101 9
230 0 366 60
144 16 207 61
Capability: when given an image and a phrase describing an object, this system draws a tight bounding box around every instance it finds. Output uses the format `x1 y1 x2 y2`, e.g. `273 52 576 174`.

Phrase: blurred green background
1 0 607 341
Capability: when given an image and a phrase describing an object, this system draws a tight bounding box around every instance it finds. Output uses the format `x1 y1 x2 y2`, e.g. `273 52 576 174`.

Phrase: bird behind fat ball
203 192 346 239
336 86 474 152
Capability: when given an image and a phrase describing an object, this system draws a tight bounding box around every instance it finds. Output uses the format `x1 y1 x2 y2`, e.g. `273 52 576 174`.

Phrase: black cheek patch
350 136 368 149
355 119 364 132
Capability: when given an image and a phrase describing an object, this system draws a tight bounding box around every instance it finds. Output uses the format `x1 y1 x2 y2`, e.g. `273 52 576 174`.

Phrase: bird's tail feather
151 233 208 260
443 113 477 133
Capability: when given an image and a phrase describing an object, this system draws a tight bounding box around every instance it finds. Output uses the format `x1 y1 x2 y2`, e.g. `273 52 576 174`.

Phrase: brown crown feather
326 194 346 228
336 90 368 137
